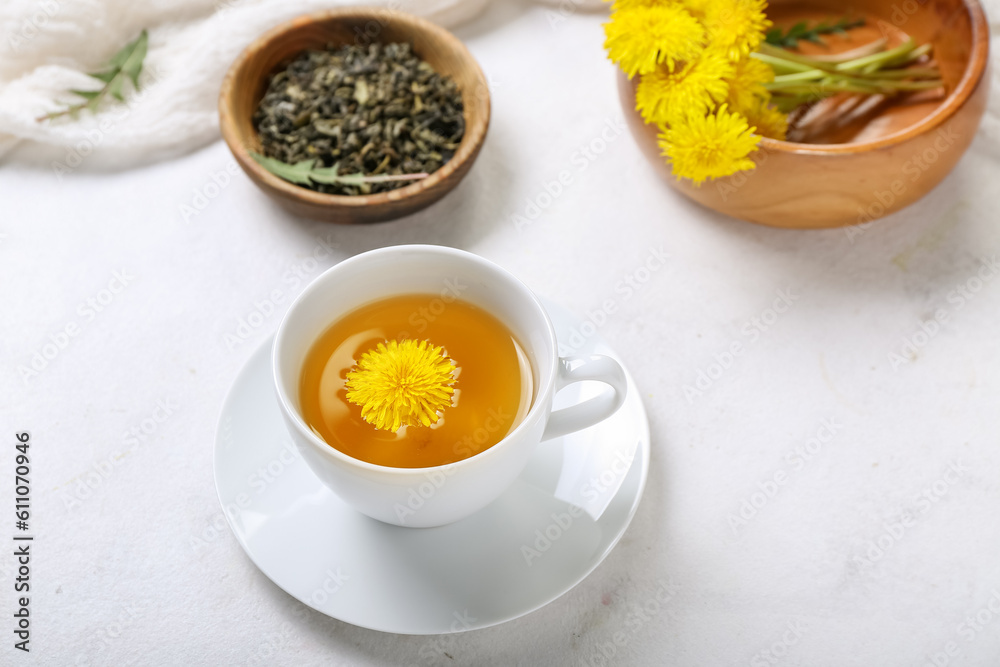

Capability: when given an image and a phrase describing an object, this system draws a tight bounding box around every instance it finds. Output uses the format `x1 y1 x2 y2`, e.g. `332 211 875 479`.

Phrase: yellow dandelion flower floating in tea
345 339 458 432
636 51 734 125
604 5 706 78
702 0 771 61
659 104 759 185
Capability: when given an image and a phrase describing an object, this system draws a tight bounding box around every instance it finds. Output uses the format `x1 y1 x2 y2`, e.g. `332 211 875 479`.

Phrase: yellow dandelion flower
608 0 662 10
604 5 707 78
345 339 457 432
636 52 734 125
682 0 711 16
659 104 759 184
725 55 774 111
702 0 771 61
740 97 788 140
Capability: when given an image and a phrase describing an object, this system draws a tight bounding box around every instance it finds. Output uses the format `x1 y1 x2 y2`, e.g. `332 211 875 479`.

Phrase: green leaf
250 153 317 185
250 153 429 189
89 70 117 83
765 17 865 49
308 163 342 184
333 173 368 187
107 75 125 102
106 30 146 70
38 29 149 123
121 30 148 89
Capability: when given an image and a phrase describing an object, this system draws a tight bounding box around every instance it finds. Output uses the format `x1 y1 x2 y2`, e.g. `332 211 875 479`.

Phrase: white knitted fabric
0 0 492 163
1 0 997 164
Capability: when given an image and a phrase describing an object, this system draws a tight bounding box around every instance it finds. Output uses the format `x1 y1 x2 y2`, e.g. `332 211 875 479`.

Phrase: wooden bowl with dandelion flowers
611 0 989 229
219 9 490 224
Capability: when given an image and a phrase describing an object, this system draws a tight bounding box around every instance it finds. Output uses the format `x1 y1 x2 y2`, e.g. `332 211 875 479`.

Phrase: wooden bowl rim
218 7 490 211
758 0 989 155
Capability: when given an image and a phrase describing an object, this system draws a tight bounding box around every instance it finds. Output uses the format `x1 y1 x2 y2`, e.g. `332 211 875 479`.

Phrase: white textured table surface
3 2 1000 665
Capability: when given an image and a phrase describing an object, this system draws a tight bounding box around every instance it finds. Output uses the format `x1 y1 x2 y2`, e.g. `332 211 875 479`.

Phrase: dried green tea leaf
253 42 464 196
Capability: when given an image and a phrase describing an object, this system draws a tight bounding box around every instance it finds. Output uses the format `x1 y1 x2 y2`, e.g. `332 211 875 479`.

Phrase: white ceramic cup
273 245 627 527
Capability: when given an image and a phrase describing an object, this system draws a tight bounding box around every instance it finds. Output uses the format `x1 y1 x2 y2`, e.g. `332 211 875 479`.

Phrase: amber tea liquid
299 294 534 468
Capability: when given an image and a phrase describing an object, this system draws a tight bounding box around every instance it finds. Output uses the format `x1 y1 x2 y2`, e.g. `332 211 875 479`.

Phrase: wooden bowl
219 9 490 224
620 0 989 229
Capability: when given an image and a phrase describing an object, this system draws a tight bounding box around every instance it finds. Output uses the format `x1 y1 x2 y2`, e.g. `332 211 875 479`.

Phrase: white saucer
214 299 650 635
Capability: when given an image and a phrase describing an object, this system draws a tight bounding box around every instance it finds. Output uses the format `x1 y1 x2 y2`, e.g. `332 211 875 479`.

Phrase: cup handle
542 354 628 441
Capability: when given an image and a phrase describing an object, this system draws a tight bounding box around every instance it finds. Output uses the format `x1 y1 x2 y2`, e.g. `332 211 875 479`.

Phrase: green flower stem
757 43 842 69
757 39 931 74
755 36 940 108
772 66 939 83
855 67 940 79
771 80 942 95
771 70 828 84
751 52 816 74
769 82 887 95
770 70 941 89
835 38 916 71
861 43 933 73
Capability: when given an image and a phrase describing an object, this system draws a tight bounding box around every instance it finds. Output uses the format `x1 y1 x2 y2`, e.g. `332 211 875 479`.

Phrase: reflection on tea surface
300 294 533 468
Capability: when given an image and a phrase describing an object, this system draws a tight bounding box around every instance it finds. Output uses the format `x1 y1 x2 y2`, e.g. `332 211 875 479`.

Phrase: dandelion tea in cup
299 294 534 468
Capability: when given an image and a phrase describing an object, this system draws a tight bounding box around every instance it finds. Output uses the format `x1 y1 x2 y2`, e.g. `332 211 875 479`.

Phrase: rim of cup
272 244 559 476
